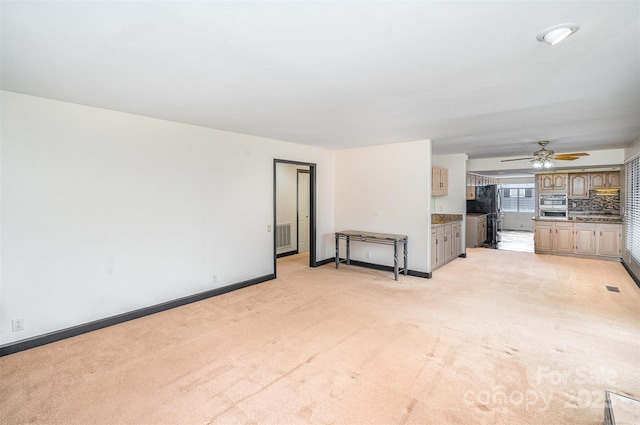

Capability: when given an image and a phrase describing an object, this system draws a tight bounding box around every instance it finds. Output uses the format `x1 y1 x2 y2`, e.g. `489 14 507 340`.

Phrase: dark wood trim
276 250 298 258
314 257 335 267
274 159 317 272
458 253 467 258
621 258 640 289
0 274 275 357
329 258 432 279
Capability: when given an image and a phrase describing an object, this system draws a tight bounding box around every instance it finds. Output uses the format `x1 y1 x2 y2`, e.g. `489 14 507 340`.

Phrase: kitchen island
533 215 622 259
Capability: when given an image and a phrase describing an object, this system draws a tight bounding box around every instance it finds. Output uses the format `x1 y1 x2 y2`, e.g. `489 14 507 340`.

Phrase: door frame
273 159 317 277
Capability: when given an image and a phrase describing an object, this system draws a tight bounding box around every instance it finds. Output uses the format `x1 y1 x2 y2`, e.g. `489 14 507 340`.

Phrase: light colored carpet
1 249 638 424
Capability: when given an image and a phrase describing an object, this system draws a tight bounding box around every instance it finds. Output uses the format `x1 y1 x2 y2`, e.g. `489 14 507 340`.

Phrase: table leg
335 234 339 269
404 239 408 276
394 240 399 280
346 237 351 265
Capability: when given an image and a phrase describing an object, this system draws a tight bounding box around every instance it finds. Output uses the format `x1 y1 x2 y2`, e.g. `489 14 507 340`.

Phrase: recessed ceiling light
537 23 580 45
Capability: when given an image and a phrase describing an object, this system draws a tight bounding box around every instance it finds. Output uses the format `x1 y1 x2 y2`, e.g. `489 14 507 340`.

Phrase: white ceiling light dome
537 23 580 45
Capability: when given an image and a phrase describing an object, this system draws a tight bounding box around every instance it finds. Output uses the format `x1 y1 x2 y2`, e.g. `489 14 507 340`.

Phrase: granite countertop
432 213 463 224
533 216 623 224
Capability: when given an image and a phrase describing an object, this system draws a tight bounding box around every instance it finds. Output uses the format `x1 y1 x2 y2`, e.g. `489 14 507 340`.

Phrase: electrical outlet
366 251 372 259
12 318 24 332
212 274 218 285
267 225 272 232
373 211 382 216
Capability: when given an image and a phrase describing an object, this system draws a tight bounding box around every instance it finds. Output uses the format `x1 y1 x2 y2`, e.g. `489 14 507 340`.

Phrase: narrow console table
335 230 408 280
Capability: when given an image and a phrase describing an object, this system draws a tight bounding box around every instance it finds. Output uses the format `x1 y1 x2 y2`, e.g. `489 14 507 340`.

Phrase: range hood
594 188 619 196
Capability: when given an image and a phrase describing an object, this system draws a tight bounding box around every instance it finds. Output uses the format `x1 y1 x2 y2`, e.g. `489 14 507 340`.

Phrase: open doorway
273 159 317 277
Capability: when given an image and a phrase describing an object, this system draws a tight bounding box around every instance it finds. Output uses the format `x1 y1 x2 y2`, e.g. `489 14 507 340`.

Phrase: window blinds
626 156 640 263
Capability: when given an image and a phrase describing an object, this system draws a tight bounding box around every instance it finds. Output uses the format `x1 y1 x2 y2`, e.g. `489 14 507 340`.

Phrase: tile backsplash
569 190 620 213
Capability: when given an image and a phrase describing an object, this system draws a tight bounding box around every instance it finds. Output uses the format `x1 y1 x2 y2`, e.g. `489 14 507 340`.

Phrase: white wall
334 140 431 273
0 91 335 344
432 154 467 215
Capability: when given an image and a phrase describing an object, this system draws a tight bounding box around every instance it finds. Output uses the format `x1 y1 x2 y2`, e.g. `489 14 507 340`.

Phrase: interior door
297 170 310 253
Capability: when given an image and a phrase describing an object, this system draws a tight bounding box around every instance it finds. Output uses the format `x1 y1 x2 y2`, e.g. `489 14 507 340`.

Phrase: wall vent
276 223 292 249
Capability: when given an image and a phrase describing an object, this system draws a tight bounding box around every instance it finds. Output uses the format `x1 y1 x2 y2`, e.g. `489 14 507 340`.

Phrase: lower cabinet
534 221 621 258
432 221 462 270
466 214 488 248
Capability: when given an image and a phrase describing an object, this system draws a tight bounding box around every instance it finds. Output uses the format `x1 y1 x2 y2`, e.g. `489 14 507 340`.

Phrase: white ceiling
2 1 638 159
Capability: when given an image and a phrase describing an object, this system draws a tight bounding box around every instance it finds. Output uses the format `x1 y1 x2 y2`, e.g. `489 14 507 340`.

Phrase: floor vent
276 223 292 249
606 286 620 293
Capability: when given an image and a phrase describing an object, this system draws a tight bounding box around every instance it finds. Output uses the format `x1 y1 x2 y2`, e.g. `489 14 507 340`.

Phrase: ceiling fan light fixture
537 23 580 45
543 159 555 169
532 160 543 169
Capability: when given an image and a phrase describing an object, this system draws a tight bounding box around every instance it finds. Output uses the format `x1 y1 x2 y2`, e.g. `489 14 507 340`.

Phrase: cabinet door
569 174 589 198
435 227 445 267
607 172 620 188
539 174 554 191
552 174 568 191
432 167 442 191
590 173 606 189
598 224 621 257
431 229 437 268
454 223 462 256
443 224 453 262
477 219 487 246
441 169 449 192
575 224 596 255
466 186 475 200
554 223 574 253
534 223 553 251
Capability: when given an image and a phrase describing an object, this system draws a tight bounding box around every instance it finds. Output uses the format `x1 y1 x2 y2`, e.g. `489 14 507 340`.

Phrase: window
626 156 640 263
501 183 535 212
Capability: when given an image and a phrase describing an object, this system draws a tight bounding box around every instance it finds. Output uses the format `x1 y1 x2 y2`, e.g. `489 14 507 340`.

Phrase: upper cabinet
590 172 620 189
568 173 589 199
432 166 449 196
538 173 568 193
466 173 498 200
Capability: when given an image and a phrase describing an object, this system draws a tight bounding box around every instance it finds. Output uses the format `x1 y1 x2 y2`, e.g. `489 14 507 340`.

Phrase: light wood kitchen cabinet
590 172 620 189
554 222 574 253
432 166 449 196
598 224 621 257
432 221 462 270
538 173 568 193
569 173 589 199
534 221 553 251
574 223 596 255
465 173 498 200
453 222 462 257
466 214 487 248
534 221 573 253
431 228 437 268
466 186 476 200
535 221 622 259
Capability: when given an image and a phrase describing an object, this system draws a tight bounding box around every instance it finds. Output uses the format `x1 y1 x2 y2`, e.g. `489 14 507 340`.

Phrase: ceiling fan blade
559 152 590 156
500 157 534 162
553 157 580 161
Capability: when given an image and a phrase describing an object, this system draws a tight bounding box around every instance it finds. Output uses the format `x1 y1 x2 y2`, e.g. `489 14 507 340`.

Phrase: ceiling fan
500 141 589 169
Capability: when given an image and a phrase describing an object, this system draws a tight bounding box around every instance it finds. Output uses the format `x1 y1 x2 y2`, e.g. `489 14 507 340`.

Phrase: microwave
539 193 568 208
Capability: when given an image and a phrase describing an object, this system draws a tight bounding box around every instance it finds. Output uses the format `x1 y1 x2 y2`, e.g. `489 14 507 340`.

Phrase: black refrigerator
466 184 502 245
